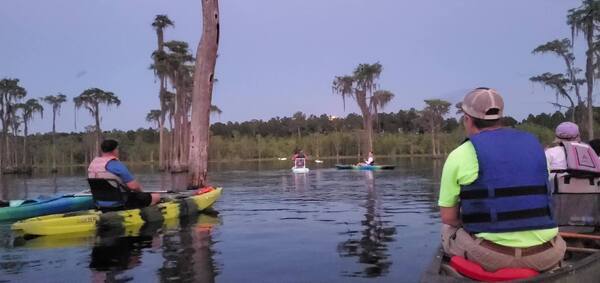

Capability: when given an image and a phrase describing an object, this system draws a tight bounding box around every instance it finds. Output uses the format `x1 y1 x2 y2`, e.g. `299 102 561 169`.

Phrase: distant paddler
356 151 375 166
88 139 161 210
292 149 309 172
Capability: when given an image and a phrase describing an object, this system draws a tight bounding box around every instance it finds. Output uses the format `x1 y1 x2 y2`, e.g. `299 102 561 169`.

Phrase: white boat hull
292 167 309 173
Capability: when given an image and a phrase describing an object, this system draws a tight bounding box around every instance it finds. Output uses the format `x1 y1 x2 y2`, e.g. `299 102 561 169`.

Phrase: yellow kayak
14 214 219 249
12 188 222 236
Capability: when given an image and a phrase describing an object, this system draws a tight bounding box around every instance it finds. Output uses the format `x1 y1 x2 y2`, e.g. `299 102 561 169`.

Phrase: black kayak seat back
88 178 129 211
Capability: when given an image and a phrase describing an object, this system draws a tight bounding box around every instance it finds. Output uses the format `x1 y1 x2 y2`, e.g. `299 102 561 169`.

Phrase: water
0 158 444 282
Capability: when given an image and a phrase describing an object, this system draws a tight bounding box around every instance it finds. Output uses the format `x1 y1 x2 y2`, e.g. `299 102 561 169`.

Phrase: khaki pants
441 224 566 272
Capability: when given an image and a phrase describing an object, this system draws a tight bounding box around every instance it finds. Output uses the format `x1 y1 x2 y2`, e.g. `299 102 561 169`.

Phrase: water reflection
89 222 162 272
89 214 220 282
337 171 396 278
159 215 219 282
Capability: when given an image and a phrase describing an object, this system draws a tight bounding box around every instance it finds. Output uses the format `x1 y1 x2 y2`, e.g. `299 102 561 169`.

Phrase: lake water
0 158 444 282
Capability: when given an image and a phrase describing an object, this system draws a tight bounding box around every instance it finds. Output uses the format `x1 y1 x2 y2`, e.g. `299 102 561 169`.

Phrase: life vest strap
462 207 551 223
460 185 548 200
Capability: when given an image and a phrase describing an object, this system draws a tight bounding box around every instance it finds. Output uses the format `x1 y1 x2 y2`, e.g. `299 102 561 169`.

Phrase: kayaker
545 123 600 227
438 87 565 272
357 151 375 166
292 149 306 160
545 122 586 171
88 139 160 208
292 150 307 168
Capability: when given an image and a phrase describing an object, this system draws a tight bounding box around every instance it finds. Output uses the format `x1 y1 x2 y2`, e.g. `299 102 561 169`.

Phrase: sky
0 0 590 134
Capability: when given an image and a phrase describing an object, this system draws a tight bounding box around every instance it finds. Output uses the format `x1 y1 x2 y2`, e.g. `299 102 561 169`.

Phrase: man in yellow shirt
439 88 565 272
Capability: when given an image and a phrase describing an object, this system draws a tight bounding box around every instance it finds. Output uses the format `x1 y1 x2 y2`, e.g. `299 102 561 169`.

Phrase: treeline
13 109 593 166
211 110 460 138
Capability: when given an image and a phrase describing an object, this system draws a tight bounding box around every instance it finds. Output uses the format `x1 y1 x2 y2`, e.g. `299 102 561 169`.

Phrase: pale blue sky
0 0 588 133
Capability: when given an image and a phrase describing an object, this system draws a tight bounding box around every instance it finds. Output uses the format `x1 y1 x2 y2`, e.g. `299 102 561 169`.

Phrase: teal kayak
335 164 395 170
0 194 94 222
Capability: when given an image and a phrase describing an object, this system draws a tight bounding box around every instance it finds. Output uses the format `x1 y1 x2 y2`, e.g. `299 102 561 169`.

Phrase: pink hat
555 122 580 141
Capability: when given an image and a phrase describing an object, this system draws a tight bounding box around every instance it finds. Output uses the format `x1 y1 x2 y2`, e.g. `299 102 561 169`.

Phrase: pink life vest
562 141 600 176
88 156 124 184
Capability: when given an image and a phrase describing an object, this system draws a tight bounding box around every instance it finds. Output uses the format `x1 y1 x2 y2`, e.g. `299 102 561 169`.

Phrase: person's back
88 139 160 209
546 122 580 171
439 88 565 273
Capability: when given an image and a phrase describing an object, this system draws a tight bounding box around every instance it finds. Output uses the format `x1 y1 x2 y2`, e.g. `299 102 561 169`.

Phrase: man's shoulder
106 159 129 172
447 141 476 160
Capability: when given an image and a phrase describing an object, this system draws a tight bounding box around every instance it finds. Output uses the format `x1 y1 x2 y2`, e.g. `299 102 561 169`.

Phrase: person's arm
440 206 461 227
438 143 478 227
106 160 141 191
126 180 142 192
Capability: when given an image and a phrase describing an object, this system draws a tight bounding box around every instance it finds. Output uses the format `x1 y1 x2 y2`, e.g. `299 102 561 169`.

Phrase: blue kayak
0 194 94 222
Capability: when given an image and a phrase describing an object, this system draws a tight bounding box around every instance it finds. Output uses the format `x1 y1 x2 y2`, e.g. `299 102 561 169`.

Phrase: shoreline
14 153 446 170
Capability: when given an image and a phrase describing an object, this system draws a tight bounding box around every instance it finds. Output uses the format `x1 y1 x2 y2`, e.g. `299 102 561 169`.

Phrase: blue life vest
460 128 557 233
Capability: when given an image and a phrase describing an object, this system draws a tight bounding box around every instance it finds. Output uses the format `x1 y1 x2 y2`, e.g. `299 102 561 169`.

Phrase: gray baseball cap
461 87 504 120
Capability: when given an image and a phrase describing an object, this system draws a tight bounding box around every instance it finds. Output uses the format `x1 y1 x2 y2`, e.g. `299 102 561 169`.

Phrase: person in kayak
438 87 565 272
88 139 160 208
292 149 307 168
356 151 375 166
545 122 584 171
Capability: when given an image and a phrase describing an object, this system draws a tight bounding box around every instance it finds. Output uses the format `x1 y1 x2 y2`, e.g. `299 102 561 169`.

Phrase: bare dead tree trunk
22 122 28 166
189 0 220 188
159 90 166 171
94 106 101 155
52 109 57 171
585 22 594 139
356 91 373 155
171 88 184 172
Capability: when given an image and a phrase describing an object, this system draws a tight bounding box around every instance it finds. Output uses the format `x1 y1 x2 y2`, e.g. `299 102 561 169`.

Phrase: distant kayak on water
0 194 94 222
335 164 395 170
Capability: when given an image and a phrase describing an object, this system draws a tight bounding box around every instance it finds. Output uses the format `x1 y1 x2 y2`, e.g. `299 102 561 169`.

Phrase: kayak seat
449 256 539 282
88 178 130 212
294 158 306 169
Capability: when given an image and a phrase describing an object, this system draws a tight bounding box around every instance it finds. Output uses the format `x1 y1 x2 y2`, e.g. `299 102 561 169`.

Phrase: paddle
70 189 176 197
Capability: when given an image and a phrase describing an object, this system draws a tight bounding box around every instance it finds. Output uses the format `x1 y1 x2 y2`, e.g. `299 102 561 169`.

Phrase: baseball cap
555 122 580 141
461 87 504 120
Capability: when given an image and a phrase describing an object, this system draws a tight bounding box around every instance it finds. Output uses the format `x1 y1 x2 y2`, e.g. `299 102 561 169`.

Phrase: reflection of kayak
0 194 94 222
335 164 395 170
12 188 222 236
14 214 219 250
292 167 309 173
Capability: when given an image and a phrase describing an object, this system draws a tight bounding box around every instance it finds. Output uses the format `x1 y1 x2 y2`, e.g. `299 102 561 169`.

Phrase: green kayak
335 164 396 170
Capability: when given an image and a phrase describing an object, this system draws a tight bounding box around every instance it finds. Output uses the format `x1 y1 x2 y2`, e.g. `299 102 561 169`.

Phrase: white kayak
292 167 309 173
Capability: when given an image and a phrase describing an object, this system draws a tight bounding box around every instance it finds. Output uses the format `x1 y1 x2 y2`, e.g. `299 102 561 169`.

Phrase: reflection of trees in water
51 174 57 195
338 171 396 278
88 215 218 282
89 223 159 282
159 215 218 282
